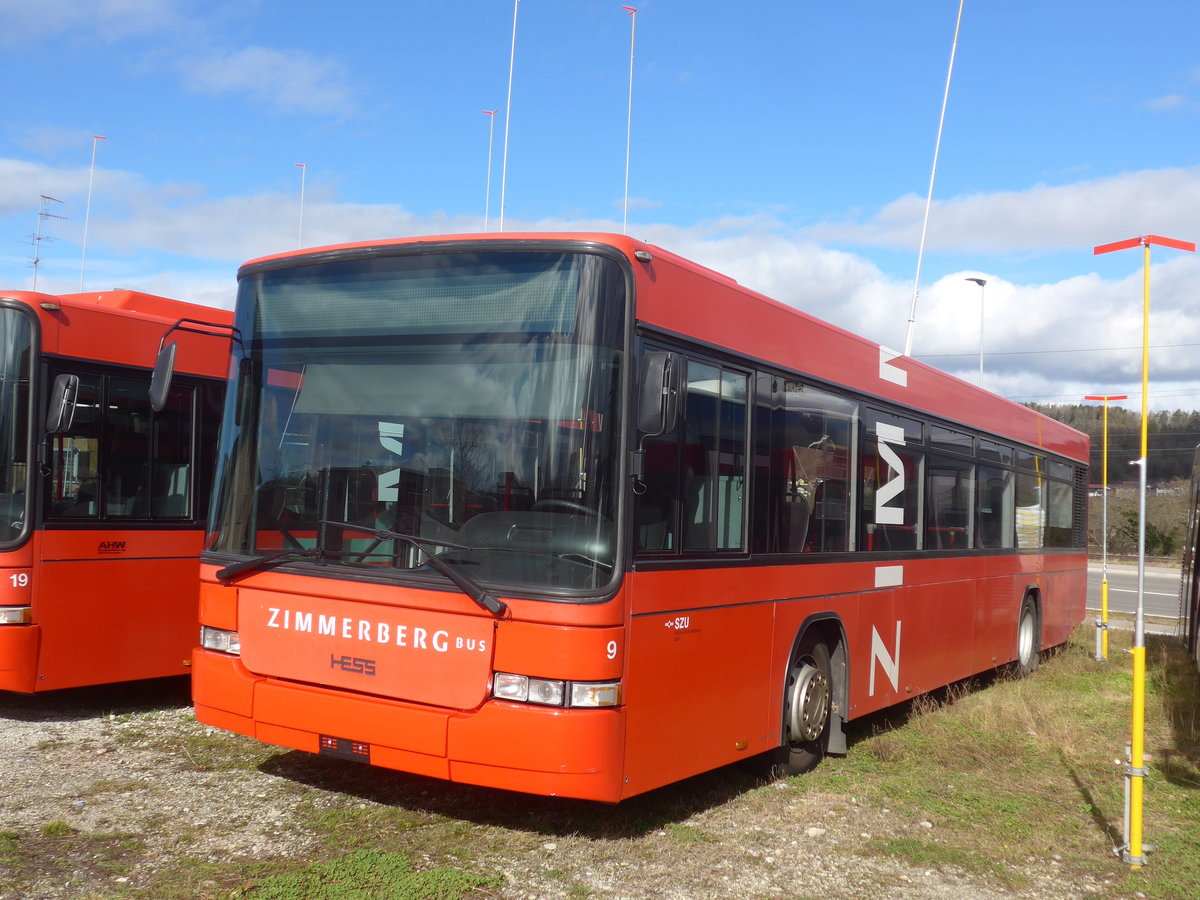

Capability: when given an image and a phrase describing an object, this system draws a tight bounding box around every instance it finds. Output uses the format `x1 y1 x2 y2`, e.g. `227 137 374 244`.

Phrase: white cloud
6 157 1199 411
1145 93 1187 112
0 0 184 45
806 167 1200 255
0 2 354 118
176 46 356 116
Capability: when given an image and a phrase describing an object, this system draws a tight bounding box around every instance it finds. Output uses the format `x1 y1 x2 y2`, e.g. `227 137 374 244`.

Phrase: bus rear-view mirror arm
637 351 682 437
631 351 683 490
45 373 80 434
149 317 242 412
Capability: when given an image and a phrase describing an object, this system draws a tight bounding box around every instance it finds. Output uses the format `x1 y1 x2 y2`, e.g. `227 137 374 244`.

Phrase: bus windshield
0 305 32 546
209 249 627 597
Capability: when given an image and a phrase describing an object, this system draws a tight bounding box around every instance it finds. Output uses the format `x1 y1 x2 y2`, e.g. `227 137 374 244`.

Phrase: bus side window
636 426 679 551
861 410 923 552
976 465 1014 549
752 374 856 554
925 456 973 550
150 385 195 518
105 378 153 517
682 364 746 551
635 353 748 555
49 373 102 518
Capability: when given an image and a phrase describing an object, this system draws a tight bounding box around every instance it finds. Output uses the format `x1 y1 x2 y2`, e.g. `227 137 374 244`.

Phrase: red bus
0 289 229 693
182 234 1088 801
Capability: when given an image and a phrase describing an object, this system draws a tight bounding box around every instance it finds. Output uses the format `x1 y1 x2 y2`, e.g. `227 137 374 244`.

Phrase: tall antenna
902 0 965 357
499 0 519 232
33 194 67 290
622 6 637 235
79 135 106 291
482 109 497 231
296 163 307 248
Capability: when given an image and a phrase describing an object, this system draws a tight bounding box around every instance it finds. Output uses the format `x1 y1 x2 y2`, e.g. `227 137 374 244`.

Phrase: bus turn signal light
200 626 241 655
492 672 621 708
0 607 31 625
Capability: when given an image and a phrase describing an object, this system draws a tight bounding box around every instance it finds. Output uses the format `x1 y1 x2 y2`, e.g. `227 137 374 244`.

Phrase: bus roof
0 288 232 379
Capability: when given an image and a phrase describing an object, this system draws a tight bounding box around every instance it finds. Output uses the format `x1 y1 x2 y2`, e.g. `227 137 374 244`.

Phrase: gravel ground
0 678 1124 900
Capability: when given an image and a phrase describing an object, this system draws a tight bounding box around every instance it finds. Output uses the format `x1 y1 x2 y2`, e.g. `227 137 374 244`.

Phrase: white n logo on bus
869 620 902 696
878 346 908 387
377 422 405 502
875 421 905 525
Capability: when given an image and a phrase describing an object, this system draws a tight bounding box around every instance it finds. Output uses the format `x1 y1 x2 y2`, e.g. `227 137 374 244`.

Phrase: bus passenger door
36 372 206 690
624 354 775 795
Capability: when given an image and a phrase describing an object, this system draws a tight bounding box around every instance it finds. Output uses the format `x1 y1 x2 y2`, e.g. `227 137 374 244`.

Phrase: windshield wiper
322 519 508 617
215 547 330 582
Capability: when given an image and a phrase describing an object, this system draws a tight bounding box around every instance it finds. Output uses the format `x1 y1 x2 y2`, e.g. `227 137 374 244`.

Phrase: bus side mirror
149 341 178 412
45 374 80 434
638 351 683 436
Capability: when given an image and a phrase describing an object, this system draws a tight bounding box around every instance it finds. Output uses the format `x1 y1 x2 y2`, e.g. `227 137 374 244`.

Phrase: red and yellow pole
1093 234 1195 869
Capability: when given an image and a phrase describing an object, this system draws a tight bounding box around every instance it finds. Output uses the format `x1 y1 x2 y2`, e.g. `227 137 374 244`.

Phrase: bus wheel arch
779 616 848 775
1014 588 1041 678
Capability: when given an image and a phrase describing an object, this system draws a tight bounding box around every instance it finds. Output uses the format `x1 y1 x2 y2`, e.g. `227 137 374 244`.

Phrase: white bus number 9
606 640 618 660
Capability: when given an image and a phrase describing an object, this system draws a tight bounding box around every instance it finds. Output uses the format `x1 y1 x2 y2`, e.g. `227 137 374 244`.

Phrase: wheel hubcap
1018 610 1034 665
788 660 830 743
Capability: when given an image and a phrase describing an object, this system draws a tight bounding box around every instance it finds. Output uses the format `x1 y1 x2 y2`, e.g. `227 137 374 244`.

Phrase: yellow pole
1094 233 1194 870
1126 240 1151 869
1101 399 1111 660
1086 392 1126 662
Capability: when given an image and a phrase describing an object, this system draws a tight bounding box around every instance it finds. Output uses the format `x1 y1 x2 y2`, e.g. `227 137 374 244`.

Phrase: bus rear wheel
781 635 832 775
1014 596 1040 678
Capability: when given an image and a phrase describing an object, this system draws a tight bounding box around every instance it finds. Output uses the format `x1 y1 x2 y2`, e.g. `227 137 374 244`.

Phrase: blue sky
2 0 1200 410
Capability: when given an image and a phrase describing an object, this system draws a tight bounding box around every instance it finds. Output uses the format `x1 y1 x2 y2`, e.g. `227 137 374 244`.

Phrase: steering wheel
531 498 595 516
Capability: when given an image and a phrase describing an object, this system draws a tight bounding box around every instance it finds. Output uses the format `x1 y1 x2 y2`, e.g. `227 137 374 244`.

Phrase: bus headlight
200 626 241 655
492 672 621 708
0 607 31 625
569 681 622 708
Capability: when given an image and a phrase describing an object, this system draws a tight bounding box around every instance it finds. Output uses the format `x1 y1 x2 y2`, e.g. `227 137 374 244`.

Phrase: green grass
664 823 708 845
232 849 496 900
41 821 75 838
869 836 1008 879
804 627 1200 898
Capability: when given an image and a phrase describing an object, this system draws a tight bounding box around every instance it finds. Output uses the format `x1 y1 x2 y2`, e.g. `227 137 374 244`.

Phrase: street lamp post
965 277 986 387
1093 233 1196 870
1084 393 1128 662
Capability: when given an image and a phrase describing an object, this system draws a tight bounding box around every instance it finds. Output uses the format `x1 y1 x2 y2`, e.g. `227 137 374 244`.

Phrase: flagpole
482 110 497 231
296 163 307 248
499 0 519 232
902 0 964 357
80 135 107 291
622 5 637 235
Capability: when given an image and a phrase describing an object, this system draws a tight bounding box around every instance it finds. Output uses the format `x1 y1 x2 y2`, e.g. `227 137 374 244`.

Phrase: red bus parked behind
0 289 229 692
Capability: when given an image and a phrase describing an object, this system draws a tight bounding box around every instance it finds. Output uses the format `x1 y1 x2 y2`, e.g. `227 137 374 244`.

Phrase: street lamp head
965 277 987 287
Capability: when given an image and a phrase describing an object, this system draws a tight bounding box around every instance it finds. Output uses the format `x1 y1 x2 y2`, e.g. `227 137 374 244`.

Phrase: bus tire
1014 595 1040 678
781 633 832 775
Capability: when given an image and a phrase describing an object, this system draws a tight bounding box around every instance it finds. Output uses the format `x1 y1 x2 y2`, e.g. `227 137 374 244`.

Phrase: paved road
1086 562 1181 619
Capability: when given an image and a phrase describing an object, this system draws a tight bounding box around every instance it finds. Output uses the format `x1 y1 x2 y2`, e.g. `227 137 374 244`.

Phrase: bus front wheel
781 634 832 775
